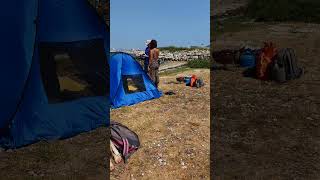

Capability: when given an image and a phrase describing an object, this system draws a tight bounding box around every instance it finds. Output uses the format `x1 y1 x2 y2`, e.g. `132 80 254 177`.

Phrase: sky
110 0 210 50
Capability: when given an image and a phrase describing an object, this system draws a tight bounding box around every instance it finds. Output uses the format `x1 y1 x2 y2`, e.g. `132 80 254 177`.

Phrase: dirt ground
111 69 210 180
0 128 108 179
212 22 320 179
212 0 247 16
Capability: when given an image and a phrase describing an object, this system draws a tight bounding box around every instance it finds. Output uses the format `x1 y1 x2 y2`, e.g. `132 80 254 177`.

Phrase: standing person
148 39 160 88
144 40 151 73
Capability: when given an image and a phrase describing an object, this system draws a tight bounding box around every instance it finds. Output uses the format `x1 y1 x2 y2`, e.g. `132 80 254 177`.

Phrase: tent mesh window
38 39 108 103
122 74 146 94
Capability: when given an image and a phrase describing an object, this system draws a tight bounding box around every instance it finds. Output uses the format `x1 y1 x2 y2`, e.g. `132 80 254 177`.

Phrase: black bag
195 78 205 88
212 49 236 65
270 48 303 82
270 60 286 83
110 121 140 163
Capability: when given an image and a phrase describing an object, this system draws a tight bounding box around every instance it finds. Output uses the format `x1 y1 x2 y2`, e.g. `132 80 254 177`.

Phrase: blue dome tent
0 0 109 149
109 52 162 108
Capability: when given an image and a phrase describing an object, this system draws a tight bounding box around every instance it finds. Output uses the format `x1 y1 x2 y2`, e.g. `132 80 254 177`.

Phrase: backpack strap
122 137 128 157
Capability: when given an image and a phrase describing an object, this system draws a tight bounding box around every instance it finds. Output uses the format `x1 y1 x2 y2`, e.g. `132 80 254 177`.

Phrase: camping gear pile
110 121 140 171
176 75 205 88
212 42 304 83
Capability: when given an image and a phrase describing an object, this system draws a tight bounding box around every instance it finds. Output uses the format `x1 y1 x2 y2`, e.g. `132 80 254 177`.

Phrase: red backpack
190 75 197 87
256 42 277 80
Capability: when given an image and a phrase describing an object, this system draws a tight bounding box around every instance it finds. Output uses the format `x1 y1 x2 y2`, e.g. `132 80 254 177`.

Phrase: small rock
28 171 37 176
6 149 13 153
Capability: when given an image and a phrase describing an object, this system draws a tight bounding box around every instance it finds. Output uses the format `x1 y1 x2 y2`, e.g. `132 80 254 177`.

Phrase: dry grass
212 22 320 179
111 69 210 180
0 128 108 179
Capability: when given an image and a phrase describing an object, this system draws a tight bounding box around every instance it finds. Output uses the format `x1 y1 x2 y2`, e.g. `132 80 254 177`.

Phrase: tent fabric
38 0 106 42
109 52 162 108
0 0 109 149
0 0 38 131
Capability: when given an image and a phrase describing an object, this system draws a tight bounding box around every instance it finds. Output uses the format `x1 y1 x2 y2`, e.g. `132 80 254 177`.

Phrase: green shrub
187 59 210 69
159 46 208 52
247 0 320 22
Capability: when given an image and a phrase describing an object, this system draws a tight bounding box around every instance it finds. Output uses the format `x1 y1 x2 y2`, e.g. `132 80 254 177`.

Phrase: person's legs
149 68 156 84
144 58 149 73
155 69 159 88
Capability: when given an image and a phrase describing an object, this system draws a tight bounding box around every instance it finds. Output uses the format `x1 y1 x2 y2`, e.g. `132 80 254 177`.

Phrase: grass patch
213 16 259 37
187 59 210 69
247 0 320 23
213 0 320 38
160 66 190 76
159 46 208 52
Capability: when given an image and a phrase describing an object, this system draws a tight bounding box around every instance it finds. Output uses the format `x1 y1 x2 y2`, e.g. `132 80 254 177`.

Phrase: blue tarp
0 0 109 149
109 53 161 108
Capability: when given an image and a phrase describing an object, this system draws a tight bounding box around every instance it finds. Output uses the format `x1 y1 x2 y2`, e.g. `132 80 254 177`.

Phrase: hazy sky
110 0 210 50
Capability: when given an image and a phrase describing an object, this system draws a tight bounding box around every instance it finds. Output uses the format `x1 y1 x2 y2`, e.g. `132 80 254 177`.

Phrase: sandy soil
111 69 210 180
212 22 320 179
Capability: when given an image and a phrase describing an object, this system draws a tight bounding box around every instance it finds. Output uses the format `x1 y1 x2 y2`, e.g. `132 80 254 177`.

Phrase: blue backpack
240 49 256 68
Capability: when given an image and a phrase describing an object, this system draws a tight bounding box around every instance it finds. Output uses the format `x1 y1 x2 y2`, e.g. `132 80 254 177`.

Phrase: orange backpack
256 42 277 80
190 75 197 87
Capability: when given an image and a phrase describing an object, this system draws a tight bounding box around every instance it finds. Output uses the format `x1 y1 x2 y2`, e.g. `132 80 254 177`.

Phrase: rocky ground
212 18 320 180
121 49 210 62
111 69 210 180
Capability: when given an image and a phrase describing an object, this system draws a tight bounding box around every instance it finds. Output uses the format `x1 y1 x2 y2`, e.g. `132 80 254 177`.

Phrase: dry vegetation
212 21 320 179
111 69 210 180
0 128 108 179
